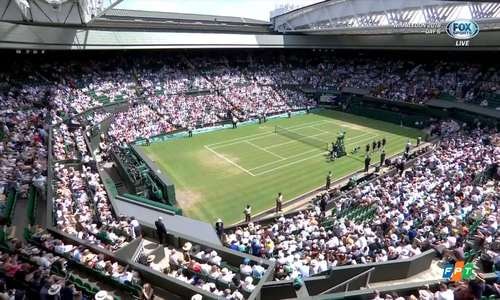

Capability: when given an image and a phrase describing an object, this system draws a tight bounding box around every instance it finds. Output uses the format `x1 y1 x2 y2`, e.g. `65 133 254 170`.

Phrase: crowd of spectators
0 224 146 300
225 127 499 286
138 240 266 299
0 249 83 300
52 163 133 251
0 51 499 299
371 280 500 300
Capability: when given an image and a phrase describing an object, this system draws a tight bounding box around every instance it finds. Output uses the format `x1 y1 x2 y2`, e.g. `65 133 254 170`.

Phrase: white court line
264 131 373 150
310 125 330 134
204 145 256 177
248 148 322 171
206 120 329 148
254 152 327 176
251 132 377 171
253 134 380 176
245 141 286 159
264 131 330 150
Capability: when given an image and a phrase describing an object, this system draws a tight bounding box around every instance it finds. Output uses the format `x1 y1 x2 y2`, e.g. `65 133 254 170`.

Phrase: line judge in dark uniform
215 218 224 239
155 216 167 244
364 154 371 172
380 149 386 167
325 171 332 190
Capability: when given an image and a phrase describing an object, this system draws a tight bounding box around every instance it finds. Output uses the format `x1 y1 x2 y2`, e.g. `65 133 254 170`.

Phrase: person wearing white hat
191 294 202 300
242 276 255 293
240 258 252 276
182 242 192 252
208 250 221 266
219 267 234 284
95 290 113 300
147 255 155 264
48 284 61 297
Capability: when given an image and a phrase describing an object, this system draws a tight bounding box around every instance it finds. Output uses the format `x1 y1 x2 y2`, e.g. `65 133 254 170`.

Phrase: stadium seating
0 51 498 300
224 126 499 284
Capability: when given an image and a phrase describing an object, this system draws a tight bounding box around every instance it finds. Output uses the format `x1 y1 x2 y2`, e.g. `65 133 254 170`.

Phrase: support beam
272 0 500 33
0 0 124 24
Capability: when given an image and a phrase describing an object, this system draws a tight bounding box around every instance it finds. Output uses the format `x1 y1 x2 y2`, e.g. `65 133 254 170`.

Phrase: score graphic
442 261 474 281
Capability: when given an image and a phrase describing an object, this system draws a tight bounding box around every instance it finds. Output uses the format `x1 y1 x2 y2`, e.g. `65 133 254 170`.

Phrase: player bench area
203 120 405 177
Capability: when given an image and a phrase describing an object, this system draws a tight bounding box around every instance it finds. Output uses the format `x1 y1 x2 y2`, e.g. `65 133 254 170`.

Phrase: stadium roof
91 8 272 33
271 0 500 33
0 0 124 24
101 8 270 25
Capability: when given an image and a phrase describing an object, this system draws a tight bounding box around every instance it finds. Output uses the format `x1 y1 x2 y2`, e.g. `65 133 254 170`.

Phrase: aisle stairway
10 191 26 240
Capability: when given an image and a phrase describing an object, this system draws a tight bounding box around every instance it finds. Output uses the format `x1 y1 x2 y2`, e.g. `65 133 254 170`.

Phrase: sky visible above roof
116 0 324 21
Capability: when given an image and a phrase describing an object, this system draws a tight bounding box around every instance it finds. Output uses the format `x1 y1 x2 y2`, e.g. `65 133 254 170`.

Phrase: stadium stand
224 124 499 281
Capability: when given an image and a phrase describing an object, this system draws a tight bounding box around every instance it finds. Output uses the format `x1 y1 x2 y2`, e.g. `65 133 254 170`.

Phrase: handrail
319 267 375 295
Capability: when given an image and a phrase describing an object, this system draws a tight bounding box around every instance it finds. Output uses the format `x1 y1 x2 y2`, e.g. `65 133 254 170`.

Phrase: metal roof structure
0 0 123 24
100 8 270 25
90 8 272 33
271 0 500 33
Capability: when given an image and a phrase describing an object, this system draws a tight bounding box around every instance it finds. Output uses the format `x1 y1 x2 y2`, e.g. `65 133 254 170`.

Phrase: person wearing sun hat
240 257 252 276
219 267 234 284
242 276 255 293
182 242 192 252
94 290 113 300
191 294 202 300
208 250 221 266
182 242 192 262
147 255 155 264
48 283 61 298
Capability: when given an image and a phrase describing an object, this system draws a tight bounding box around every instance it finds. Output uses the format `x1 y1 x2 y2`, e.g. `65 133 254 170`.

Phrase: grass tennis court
141 110 422 224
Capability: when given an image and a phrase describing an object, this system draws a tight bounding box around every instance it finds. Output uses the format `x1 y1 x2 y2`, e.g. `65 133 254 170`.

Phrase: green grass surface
142 110 422 224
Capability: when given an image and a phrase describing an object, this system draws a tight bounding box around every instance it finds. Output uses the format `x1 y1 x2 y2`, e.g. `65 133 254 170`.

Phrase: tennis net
275 126 329 151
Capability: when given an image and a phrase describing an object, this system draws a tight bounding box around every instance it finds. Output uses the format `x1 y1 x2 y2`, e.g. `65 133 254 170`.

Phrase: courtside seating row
321 204 377 230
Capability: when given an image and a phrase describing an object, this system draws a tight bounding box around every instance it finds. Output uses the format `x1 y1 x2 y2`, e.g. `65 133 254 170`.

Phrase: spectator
215 218 224 239
155 217 167 244
140 283 154 300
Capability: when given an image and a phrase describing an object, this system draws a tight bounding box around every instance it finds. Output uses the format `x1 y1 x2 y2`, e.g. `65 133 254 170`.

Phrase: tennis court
204 120 387 176
141 110 422 224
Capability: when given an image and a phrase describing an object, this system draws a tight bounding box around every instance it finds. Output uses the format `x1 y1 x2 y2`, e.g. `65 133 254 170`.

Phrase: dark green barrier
122 193 182 215
452 109 499 129
347 104 428 128
4 189 17 225
26 185 38 226
131 145 177 205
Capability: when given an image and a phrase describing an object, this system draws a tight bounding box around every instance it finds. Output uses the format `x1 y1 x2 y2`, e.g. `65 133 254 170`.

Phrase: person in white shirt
242 276 255 293
434 283 454 300
240 258 252 276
